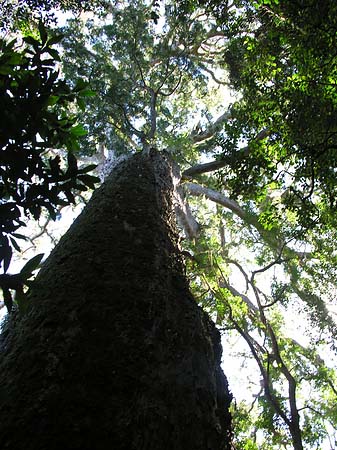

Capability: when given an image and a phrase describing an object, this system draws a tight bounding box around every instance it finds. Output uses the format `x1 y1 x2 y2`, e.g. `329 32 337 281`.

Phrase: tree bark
0 151 232 450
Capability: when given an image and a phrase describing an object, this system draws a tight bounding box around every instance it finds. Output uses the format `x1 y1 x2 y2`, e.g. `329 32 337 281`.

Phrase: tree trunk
0 151 232 450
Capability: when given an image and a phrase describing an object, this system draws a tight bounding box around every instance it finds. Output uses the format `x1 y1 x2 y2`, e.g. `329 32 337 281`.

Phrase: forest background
0 0 337 449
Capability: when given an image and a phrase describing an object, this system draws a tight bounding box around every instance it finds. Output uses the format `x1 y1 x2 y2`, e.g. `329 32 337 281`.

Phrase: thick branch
148 89 158 140
183 128 270 178
184 182 254 224
219 281 258 313
174 186 200 239
170 158 200 239
184 182 293 258
190 110 232 144
183 160 229 178
189 30 226 57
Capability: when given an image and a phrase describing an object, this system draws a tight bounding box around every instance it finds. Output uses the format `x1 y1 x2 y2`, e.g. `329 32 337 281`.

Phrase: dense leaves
170 1 337 448
208 0 337 232
58 0 214 159
0 0 111 31
1 1 337 448
181 2 337 448
0 22 99 311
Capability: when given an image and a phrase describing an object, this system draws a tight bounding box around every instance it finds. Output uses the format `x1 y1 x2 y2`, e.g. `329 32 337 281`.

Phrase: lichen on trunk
0 151 232 450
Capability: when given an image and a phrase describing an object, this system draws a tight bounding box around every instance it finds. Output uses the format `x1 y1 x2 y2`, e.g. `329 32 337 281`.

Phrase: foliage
0 22 100 312
175 2 337 448
0 0 111 32
211 0 337 233
58 0 228 162
59 3 162 155
2 1 337 449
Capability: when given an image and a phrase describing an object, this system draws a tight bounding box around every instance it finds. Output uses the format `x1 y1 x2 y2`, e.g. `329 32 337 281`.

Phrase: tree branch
182 160 227 179
174 185 200 239
190 110 232 144
148 88 158 140
183 128 270 178
199 63 229 86
184 182 253 223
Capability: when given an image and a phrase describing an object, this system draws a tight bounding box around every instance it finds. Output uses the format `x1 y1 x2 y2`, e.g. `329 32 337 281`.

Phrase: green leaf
0 66 13 75
71 124 87 137
64 190 75 204
38 20 48 46
41 58 56 67
66 137 80 152
78 174 101 189
3 288 13 313
20 253 44 277
67 152 78 173
44 202 57 221
80 89 96 97
76 97 86 111
78 164 98 174
15 288 28 315
12 233 27 240
9 237 21 252
46 34 64 47
74 79 88 91
46 48 61 61
47 95 60 106
1 243 12 274
3 38 16 50
23 36 40 47
8 54 23 65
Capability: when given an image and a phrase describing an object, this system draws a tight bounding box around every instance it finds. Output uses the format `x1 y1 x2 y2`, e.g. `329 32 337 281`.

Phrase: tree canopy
1 0 337 448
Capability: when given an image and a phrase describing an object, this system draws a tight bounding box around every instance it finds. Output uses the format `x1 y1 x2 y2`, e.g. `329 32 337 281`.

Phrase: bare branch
189 30 226 56
225 258 249 291
251 243 287 284
114 103 143 139
184 182 300 265
134 54 148 89
29 217 51 243
182 160 229 178
108 118 139 150
160 70 183 97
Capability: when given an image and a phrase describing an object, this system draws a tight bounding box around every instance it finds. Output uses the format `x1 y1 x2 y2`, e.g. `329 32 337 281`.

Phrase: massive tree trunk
0 151 232 450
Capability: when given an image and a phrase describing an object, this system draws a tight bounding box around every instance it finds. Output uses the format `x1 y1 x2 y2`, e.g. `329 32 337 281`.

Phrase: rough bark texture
0 151 232 450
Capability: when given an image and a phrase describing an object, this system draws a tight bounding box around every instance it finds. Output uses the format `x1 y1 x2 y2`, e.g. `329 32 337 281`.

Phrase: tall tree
0 6 233 449
0 151 232 450
1 0 337 449
56 1 337 448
